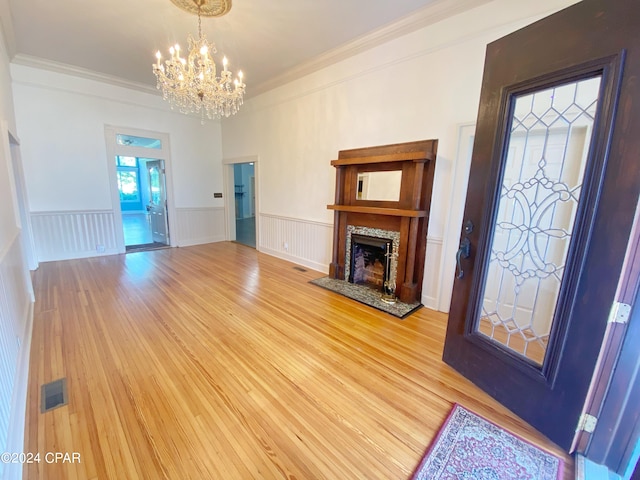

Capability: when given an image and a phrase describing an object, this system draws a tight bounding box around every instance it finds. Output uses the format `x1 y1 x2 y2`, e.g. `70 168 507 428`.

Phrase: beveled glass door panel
477 76 602 365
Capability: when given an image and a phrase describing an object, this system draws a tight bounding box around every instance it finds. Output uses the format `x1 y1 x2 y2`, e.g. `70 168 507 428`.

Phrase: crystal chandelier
153 0 245 120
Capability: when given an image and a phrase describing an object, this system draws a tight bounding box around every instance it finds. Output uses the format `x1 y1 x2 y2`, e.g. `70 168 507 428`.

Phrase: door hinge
576 413 598 434
608 301 631 325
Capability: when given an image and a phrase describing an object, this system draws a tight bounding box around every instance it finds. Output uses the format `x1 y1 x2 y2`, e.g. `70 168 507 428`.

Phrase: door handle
456 237 471 279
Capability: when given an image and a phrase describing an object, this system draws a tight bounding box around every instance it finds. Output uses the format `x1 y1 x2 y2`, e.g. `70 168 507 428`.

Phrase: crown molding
249 0 492 98
0 0 17 58
11 54 159 96
8 0 492 100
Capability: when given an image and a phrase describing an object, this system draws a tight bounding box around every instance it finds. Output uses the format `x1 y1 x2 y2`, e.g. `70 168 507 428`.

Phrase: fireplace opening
349 234 392 290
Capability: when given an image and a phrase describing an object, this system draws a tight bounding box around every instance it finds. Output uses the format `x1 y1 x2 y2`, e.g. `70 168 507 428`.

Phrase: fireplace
348 234 392 289
327 140 438 304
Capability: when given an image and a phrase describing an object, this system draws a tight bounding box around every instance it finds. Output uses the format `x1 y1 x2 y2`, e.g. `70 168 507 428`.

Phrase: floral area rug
412 404 563 480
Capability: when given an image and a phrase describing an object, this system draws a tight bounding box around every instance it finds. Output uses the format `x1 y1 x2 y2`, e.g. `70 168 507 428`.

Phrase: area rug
309 276 422 319
412 404 563 480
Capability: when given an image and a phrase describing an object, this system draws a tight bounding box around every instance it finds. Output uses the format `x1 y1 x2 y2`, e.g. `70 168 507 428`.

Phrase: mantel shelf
330 150 433 166
327 204 428 218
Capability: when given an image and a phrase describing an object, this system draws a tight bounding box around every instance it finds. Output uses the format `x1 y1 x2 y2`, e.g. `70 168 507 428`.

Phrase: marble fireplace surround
345 225 400 287
328 140 438 304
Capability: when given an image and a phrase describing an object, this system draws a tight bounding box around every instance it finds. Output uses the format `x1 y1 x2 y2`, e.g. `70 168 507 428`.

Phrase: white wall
11 64 226 260
220 0 579 310
0 2 35 478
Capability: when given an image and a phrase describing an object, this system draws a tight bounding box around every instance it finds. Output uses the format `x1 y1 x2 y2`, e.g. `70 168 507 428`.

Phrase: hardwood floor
122 213 153 246
24 242 574 479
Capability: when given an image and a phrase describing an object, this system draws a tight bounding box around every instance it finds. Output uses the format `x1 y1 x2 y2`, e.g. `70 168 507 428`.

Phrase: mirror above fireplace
356 170 402 201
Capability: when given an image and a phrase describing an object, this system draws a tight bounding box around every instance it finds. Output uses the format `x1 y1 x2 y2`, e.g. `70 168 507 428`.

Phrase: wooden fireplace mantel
327 205 428 217
328 139 438 304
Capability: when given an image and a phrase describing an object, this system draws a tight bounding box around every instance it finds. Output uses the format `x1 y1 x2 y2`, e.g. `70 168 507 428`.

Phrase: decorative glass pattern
116 134 162 149
477 76 602 365
149 165 162 205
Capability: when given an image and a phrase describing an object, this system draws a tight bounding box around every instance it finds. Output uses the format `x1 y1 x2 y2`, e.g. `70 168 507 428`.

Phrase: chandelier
153 0 245 120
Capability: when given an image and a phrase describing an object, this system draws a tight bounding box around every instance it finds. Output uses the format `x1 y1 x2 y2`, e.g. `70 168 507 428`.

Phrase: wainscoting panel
259 214 332 273
175 207 226 247
0 232 32 479
421 236 444 311
31 210 119 262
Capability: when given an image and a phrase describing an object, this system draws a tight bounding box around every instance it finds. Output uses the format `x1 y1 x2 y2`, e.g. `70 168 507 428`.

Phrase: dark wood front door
443 0 640 450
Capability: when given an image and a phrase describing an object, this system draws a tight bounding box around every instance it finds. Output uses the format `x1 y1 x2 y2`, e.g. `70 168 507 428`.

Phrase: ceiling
3 0 489 97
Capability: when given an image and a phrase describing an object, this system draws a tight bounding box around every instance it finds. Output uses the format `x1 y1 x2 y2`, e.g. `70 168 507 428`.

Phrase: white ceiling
3 0 489 97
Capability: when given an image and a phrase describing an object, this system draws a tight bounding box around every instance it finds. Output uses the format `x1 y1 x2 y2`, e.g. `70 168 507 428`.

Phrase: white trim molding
259 213 332 274
251 0 493 97
438 123 476 313
422 236 445 310
12 54 158 96
0 232 33 480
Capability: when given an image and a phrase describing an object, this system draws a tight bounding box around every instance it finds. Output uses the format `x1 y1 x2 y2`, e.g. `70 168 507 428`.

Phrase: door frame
438 123 476 312
2 121 38 274
104 125 177 252
222 155 259 248
575 196 640 473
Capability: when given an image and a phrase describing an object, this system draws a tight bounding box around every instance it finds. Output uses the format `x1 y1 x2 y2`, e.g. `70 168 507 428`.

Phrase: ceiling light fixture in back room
153 0 245 121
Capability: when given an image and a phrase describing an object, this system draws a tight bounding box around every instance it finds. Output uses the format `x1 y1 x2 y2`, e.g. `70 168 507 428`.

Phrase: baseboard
39 247 121 262
3 301 34 480
260 247 328 274
177 235 226 247
422 294 439 311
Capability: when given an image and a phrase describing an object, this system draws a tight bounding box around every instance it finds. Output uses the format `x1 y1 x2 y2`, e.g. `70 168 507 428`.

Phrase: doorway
116 155 170 251
223 156 259 249
105 127 176 253
6 125 37 273
233 163 256 248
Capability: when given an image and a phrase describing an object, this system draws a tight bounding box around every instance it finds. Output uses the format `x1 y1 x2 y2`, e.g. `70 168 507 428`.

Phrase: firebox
349 234 392 290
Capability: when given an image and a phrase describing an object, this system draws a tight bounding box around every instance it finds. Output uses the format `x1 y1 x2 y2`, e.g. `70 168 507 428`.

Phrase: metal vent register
41 378 68 413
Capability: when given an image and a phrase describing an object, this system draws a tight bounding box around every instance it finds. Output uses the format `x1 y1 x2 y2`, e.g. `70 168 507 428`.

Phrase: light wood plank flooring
25 242 574 479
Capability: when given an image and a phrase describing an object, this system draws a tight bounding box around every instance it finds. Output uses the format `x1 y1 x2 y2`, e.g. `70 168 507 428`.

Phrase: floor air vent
293 266 308 272
41 378 68 413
